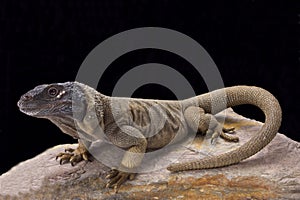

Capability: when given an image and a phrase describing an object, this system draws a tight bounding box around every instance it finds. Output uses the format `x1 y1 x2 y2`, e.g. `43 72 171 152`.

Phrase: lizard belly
127 100 189 149
108 98 189 149
146 122 188 149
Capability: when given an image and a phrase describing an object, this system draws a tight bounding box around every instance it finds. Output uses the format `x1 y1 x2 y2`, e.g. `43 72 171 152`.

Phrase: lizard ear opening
70 83 87 121
72 99 87 121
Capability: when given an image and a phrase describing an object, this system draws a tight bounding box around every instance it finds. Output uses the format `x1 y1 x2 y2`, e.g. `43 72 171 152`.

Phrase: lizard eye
47 87 59 97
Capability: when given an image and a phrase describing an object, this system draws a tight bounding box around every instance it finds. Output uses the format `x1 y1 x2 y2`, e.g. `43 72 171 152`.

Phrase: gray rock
1 109 299 199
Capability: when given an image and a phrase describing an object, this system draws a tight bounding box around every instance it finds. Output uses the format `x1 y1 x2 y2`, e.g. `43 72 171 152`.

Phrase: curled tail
168 86 282 172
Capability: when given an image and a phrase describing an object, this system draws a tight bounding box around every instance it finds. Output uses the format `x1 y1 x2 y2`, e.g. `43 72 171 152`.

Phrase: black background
0 1 298 175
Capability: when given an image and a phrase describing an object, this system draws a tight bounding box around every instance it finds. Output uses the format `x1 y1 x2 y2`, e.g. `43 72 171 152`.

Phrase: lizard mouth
19 107 41 116
18 100 52 116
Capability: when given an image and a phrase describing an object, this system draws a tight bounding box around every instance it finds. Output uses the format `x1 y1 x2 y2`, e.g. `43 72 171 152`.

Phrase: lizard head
17 82 87 119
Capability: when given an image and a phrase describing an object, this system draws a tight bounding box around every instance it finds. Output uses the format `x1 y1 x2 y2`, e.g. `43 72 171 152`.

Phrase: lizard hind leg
183 106 239 144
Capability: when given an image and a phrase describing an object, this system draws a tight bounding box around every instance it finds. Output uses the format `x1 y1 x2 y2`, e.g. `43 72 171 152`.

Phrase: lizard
17 81 282 190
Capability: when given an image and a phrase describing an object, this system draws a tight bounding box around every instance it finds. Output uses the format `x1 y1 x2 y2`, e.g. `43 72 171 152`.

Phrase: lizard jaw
18 100 51 117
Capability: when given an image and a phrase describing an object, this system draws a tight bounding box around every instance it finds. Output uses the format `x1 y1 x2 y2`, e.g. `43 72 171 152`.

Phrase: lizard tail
167 86 282 172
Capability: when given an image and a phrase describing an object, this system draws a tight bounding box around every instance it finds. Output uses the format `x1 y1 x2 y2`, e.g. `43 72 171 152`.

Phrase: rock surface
1 109 299 200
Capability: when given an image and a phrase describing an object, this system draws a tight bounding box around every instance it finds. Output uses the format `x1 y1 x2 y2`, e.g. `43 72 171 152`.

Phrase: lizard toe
69 154 83 166
56 153 74 165
105 169 136 192
210 127 221 145
209 125 239 144
105 168 118 179
56 147 91 166
220 131 239 142
222 127 235 133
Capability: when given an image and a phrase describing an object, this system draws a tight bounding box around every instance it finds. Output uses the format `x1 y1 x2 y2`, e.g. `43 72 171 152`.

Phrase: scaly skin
167 86 282 171
17 82 281 190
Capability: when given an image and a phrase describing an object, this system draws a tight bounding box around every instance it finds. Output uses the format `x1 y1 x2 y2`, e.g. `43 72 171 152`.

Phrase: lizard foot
209 125 239 144
221 127 239 142
105 168 136 192
56 146 90 166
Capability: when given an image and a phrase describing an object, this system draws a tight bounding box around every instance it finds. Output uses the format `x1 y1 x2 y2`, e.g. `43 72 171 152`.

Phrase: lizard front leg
56 139 91 166
184 106 239 144
105 125 147 190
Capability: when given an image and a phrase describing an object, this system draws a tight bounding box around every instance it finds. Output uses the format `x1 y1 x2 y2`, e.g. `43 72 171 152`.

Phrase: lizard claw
56 147 90 166
105 168 136 192
56 152 73 165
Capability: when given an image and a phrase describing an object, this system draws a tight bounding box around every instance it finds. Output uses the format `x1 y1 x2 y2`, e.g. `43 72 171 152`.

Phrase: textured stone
1 109 299 200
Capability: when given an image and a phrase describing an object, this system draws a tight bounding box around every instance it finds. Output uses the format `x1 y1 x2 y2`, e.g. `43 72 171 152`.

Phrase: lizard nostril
22 94 32 101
